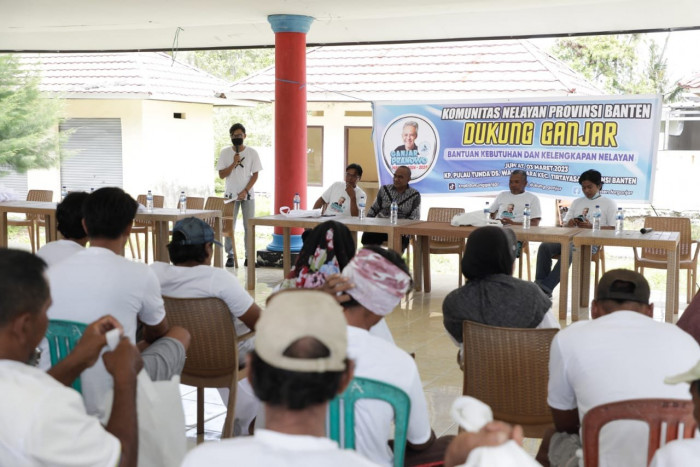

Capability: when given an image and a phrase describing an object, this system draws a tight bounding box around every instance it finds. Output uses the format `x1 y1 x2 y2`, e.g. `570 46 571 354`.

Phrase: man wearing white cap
542 269 700 467
341 246 450 466
182 290 379 466
649 360 700 466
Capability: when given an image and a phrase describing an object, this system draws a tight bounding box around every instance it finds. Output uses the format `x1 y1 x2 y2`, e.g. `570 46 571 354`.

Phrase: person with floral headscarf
280 220 356 290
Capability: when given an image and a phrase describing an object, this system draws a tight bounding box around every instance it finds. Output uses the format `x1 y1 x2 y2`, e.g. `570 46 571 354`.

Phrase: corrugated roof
231 40 605 101
18 52 237 105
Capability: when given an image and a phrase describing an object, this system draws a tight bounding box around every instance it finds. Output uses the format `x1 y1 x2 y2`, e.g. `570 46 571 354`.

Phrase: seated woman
279 220 394 342
442 226 558 349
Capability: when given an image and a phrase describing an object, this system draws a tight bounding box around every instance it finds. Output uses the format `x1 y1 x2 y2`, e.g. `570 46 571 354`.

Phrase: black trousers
360 232 410 253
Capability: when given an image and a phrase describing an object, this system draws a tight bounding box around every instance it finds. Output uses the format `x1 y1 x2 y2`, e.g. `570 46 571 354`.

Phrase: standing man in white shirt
313 163 366 217
489 170 542 226
217 123 263 268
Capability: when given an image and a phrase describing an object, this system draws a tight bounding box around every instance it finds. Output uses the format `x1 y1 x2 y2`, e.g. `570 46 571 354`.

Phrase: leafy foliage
551 34 680 101
0 54 65 174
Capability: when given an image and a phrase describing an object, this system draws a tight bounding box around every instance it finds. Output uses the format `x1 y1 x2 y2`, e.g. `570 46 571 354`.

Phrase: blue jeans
226 199 255 260
535 242 598 294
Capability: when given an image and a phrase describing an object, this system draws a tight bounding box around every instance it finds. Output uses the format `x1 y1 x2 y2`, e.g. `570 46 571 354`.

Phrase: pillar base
266 233 303 252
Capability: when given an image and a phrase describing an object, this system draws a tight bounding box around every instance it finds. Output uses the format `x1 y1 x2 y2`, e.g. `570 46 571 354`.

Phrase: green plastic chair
328 377 411 467
45 319 87 393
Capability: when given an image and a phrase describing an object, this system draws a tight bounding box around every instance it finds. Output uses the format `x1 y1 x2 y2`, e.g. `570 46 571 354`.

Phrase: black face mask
231 137 244 147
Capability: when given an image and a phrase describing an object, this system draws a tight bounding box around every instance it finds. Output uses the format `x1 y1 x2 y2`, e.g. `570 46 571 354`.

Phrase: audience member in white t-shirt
650 360 700 467
313 163 366 217
539 269 700 467
46 187 190 417
489 169 542 227
152 216 261 364
340 246 453 466
37 191 90 266
535 169 617 297
0 248 143 467
183 290 380 467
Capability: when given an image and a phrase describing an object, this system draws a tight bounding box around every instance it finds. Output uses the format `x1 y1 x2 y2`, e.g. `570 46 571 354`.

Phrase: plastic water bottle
615 207 624 233
358 194 366 220
523 203 531 229
484 201 490 222
293 193 301 211
179 191 187 214
61 186 67 201
592 205 602 231
390 201 398 224
146 190 153 212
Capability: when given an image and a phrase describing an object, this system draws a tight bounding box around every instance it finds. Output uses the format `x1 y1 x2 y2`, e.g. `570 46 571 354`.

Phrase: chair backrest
27 189 54 220
582 398 697 467
45 319 87 393
162 296 238 381
178 196 205 211
642 216 693 261
462 320 558 438
328 377 410 467
135 194 165 225
427 207 466 244
203 197 226 229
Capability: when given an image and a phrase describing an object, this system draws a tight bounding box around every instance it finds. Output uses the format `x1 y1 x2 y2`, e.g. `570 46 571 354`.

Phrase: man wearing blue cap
151 217 260 365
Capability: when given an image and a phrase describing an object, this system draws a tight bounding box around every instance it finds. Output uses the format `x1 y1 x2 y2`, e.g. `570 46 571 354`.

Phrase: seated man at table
152 216 260 365
361 165 420 252
36 191 90 266
489 170 542 227
0 248 142 467
540 269 700 467
535 169 616 297
313 163 366 217
45 187 190 417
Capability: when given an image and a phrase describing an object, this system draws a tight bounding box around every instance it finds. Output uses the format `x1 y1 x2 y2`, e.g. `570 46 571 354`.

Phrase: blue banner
372 95 661 202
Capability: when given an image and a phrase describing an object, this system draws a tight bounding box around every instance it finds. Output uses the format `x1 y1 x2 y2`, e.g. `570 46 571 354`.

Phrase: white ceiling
2 0 699 52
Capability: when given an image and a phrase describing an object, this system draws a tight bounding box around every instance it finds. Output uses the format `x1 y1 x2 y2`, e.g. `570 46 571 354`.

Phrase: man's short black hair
249 340 346 410
346 163 363 177
56 191 89 240
396 165 412 179
579 169 603 187
229 123 246 135
511 169 528 182
83 187 138 240
0 249 49 327
167 231 209 265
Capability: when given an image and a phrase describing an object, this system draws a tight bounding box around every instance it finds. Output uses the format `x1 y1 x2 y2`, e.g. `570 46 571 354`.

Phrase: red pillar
267 15 313 252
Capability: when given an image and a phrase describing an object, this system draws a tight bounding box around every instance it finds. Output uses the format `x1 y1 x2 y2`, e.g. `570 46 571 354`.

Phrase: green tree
0 54 64 174
551 34 678 100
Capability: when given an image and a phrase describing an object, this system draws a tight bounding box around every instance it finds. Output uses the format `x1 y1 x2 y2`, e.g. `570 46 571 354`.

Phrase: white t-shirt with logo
489 191 542 223
321 182 366 217
563 195 617 226
217 146 263 198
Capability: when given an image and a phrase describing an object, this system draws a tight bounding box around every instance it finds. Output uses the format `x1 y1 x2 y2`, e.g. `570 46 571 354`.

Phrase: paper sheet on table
451 210 501 227
279 206 322 218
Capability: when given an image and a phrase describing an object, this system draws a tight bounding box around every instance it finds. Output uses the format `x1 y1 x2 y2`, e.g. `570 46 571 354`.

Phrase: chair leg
28 224 36 254
144 228 149 264
525 245 531 281
35 224 42 251
197 386 204 435
127 235 137 259
134 233 142 260
231 235 239 269
687 269 692 304
222 378 238 438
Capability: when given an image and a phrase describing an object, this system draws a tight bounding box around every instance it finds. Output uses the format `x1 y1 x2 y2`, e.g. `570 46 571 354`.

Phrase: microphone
640 228 654 234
